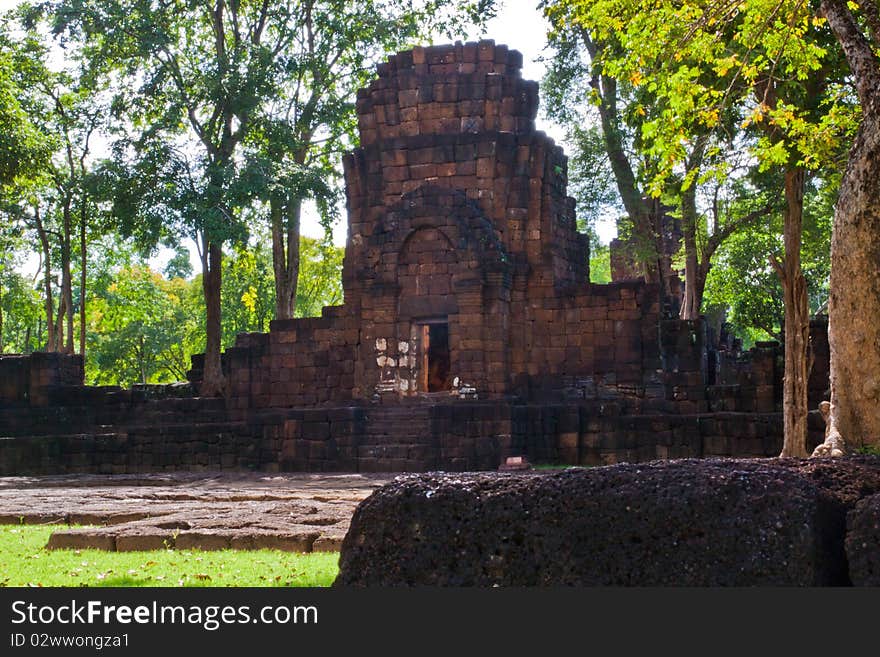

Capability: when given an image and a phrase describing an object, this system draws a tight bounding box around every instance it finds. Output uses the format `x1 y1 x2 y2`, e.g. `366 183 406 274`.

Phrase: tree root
811 401 847 457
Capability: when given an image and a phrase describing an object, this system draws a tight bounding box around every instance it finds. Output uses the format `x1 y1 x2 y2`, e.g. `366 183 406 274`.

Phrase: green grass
0 525 339 588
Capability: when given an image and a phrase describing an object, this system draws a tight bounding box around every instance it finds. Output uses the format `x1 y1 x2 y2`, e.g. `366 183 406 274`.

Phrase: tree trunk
679 137 708 320
679 177 700 319
139 334 146 385
680 233 699 320
61 198 74 354
818 108 880 454
54 291 66 352
199 240 226 397
776 167 811 458
79 200 87 358
34 204 56 352
271 196 302 320
813 0 880 456
580 30 661 284
649 199 676 302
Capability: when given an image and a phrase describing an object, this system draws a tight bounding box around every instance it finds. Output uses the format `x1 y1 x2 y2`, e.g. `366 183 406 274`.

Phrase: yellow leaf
241 286 257 313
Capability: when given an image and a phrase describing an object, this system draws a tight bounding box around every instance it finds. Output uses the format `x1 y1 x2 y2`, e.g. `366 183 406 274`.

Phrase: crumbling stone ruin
0 41 830 476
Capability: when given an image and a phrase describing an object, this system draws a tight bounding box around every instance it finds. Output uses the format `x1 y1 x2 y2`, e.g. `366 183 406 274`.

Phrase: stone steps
355 404 437 471
361 405 433 442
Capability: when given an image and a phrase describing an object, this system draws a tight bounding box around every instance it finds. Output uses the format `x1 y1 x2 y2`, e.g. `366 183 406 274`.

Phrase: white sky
3 0 616 278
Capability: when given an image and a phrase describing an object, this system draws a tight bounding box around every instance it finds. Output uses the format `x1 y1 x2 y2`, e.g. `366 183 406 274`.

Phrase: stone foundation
0 472 388 553
0 390 825 476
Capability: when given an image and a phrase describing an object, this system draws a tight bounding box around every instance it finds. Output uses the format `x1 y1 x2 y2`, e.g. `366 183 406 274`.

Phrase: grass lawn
0 525 339 587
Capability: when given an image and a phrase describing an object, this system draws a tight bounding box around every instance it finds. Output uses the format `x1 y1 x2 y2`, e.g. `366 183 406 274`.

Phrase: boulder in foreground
846 492 880 586
335 458 880 586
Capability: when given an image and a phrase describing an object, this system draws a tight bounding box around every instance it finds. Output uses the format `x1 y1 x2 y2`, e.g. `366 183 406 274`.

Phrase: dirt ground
0 472 391 552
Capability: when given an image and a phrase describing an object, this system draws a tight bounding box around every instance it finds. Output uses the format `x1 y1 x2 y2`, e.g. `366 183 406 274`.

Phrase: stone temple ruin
0 41 830 476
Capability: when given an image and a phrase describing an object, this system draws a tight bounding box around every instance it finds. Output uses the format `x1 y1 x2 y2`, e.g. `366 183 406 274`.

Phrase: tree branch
213 0 227 67
577 27 645 223
820 0 880 106
768 252 786 282
855 0 880 47
250 0 270 45
706 202 776 255
154 47 219 159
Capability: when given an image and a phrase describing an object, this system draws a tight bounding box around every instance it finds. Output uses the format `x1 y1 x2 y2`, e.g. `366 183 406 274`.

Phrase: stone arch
374 185 510 284
364 184 513 400
398 226 457 299
395 223 461 322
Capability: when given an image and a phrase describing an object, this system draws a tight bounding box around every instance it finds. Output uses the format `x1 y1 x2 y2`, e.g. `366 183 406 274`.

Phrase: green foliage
543 0 850 343
545 0 859 190
703 227 784 342
162 246 193 281
702 177 833 342
590 251 611 284
185 232 345 349
588 231 612 284
86 264 200 385
0 269 42 353
0 524 338 587
541 17 633 236
78 232 343 385
0 27 54 190
59 0 495 247
219 241 276 345
567 125 623 230
296 236 344 318
855 444 880 457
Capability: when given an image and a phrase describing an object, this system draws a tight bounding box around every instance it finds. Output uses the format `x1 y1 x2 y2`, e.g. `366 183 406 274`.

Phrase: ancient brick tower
341 40 589 400
217 39 661 409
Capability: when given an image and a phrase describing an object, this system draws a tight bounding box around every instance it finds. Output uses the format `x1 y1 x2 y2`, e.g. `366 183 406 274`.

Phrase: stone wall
1 394 824 476
0 352 84 407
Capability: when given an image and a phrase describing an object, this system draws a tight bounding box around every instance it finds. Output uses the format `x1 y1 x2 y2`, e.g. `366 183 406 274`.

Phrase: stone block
336 459 849 586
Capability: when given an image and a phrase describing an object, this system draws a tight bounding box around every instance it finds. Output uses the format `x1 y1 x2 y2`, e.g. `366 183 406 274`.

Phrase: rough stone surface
336 458 853 586
0 472 388 552
776 456 880 507
846 492 880 586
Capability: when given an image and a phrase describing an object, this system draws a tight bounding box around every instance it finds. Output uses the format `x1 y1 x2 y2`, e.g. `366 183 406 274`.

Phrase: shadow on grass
93 576 212 587
93 576 152 587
